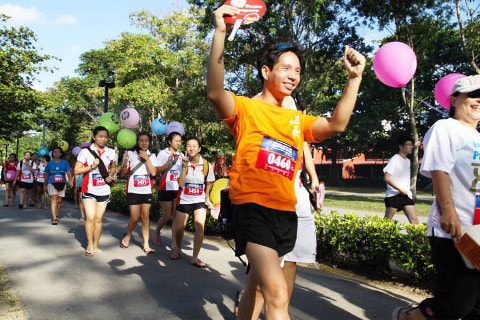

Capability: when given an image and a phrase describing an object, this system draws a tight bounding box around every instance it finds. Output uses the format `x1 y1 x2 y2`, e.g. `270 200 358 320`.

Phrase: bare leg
124 204 142 245
403 205 419 224
192 208 206 261
141 203 152 250
173 211 188 258
155 199 176 246
238 243 289 320
384 207 398 219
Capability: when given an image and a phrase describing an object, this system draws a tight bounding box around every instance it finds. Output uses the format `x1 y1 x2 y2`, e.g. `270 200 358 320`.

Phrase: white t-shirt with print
123 150 157 195
420 118 480 238
383 154 412 199
178 156 215 205
156 148 184 191
77 146 116 196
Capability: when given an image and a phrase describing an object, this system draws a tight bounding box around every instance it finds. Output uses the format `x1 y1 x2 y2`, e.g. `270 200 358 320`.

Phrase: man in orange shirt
207 4 366 319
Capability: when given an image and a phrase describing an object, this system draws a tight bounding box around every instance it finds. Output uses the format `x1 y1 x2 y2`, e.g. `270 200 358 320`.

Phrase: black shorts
17 181 34 190
127 193 152 206
233 203 297 258
176 202 207 215
158 190 178 201
384 194 415 210
81 192 110 204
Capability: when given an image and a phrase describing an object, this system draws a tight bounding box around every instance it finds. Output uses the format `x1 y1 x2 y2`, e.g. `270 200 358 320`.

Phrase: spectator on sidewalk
383 135 420 224
393 75 480 319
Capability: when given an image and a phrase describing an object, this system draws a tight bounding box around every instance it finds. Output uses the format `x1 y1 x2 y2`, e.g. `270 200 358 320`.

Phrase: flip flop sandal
85 247 94 257
191 260 207 268
51 218 59 225
143 248 155 255
170 250 180 260
120 233 129 248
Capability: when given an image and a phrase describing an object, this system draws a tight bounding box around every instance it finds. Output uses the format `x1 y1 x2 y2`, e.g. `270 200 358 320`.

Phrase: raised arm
312 46 366 141
206 5 239 119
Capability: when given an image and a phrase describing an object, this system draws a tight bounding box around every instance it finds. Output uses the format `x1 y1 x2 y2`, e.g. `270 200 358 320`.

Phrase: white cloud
0 3 76 26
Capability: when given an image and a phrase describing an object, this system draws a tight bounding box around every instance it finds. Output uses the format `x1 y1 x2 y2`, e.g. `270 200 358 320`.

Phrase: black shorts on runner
158 190 178 202
176 202 207 215
233 202 297 258
384 194 415 211
127 193 152 206
17 181 34 190
81 192 110 204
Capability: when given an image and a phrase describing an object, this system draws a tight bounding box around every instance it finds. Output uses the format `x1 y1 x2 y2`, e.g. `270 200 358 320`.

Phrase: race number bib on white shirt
156 148 184 191
77 147 116 196
124 150 157 194
178 156 215 205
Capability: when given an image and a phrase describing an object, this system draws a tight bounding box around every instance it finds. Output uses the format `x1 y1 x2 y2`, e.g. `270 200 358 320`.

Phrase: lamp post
4 144 8 160
12 131 21 155
98 71 116 113
39 119 47 147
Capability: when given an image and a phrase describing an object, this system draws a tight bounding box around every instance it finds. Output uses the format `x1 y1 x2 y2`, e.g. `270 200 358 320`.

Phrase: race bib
255 137 297 180
184 183 204 196
37 173 45 179
92 173 106 187
168 170 179 182
52 174 65 183
21 173 32 180
133 174 150 187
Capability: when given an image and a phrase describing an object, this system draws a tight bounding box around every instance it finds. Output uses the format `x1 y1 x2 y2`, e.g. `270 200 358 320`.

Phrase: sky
0 0 189 91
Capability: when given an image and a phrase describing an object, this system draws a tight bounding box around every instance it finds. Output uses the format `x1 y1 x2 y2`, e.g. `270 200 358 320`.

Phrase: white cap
451 75 480 94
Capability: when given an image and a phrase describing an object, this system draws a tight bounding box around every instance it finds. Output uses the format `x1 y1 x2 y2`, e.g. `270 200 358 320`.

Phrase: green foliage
0 15 54 139
316 211 434 284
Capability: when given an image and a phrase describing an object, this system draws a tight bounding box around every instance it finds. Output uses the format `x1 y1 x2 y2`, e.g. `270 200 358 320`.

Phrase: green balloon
117 129 137 149
98 112 120 135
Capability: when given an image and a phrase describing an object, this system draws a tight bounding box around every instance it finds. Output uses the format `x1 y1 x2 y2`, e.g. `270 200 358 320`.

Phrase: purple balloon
72 146 82 157
166 121 185 136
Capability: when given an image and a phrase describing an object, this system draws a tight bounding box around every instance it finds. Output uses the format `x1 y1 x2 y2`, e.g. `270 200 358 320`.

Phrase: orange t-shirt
224 93 318 211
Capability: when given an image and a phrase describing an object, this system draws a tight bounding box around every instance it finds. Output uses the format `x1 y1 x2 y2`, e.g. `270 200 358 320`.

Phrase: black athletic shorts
233 202 297 258
81 192 110 204
17 181 34 190
384 194 415 210
158 190 178 202
176 202 207 215
127 193 152 206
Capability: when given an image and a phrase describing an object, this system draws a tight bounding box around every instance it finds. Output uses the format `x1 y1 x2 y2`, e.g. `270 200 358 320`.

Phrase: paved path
0 189 426 319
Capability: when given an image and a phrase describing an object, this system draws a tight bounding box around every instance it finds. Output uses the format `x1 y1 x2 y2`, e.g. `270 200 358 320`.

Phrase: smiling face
185 138 201 158
262 51 301 100
451 92 480 127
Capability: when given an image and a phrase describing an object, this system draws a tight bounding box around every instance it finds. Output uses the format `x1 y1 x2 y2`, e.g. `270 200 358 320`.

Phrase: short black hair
397 135 412 149
256 38 305 83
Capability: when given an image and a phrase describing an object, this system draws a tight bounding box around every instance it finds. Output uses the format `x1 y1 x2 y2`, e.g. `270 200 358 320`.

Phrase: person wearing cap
207 4 366 319
393 74 480 319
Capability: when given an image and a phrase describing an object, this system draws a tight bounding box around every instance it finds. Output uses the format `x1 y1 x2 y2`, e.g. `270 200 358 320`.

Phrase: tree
0 14 54 140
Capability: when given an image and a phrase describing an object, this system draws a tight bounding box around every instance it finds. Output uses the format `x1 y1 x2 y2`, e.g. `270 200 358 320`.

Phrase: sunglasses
468 89 480 98
275 43 292 51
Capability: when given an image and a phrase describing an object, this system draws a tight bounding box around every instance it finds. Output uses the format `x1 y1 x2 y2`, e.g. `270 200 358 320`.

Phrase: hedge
67 184 435 287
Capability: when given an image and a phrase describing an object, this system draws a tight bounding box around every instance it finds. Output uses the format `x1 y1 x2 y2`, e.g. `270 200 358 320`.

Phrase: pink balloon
5 170 16 182
373 41 417 88
434 73 466 110
119 107 140 128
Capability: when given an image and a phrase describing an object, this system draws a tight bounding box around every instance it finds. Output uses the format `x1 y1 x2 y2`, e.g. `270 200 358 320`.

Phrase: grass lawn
324 186 433 217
